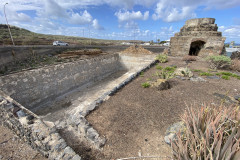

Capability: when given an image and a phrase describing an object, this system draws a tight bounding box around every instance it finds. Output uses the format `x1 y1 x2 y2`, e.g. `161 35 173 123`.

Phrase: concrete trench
0 52 157 159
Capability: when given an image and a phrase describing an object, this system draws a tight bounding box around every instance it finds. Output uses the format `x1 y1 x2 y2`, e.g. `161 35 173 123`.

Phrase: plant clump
141 82 150 88
172 104 240 160
206 55 231 70
174 67 193 78
156 54 168 63
200 72 214 76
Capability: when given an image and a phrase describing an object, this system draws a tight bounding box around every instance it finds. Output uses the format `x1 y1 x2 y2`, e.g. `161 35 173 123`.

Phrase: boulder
151 79 170 90
230 51 240 60
164 121 186 145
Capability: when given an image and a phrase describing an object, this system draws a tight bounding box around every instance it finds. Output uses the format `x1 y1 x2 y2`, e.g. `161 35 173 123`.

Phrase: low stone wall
0 54 121 110
0 91 81 159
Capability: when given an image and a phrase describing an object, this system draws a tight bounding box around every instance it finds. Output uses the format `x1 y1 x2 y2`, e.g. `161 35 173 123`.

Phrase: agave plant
172 104 240 160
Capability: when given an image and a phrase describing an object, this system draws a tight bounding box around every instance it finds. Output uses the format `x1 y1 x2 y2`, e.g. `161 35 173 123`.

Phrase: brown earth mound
120 45 152 54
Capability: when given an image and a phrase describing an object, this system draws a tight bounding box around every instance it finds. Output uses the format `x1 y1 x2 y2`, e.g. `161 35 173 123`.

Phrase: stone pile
0 92 81 160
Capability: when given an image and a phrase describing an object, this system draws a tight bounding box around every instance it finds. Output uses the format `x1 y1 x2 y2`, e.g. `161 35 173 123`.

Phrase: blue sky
0 0 240 43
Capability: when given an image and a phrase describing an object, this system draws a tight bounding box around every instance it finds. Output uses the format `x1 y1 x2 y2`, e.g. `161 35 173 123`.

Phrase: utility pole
4 3 15 46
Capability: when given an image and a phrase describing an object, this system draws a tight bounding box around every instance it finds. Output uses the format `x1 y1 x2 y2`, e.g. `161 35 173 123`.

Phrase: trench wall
0 54 121 110
0 91 81 159
119 54 156 70
0 45 165 69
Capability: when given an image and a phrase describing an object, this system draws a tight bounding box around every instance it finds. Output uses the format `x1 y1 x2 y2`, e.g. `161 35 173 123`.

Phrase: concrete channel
0 51 158 159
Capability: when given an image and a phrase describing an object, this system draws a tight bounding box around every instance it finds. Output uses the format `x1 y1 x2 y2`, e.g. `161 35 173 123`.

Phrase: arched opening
189 41 205 56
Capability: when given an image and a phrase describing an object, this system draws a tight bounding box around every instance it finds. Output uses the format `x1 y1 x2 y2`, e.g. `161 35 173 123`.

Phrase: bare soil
86 56 240 160
0 125 46 160
1 56 240 160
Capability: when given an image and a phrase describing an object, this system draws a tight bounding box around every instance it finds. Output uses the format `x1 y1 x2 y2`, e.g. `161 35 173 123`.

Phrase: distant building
163 40 170 46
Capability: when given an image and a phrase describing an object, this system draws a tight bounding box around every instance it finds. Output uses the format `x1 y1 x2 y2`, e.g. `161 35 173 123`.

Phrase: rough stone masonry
170 18 225 57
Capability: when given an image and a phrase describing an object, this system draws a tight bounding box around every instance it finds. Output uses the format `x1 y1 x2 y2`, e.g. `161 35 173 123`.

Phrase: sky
0 0 240 43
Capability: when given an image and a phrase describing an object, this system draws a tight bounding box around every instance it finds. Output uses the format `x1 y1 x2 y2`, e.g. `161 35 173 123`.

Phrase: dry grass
182 55 197 61
231 59 240 72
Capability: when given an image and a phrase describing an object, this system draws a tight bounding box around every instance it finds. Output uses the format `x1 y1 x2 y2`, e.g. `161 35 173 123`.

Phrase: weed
222 75 230 80
140 71 144 77
156 54 168 63
220 72 233 76
146 78 152 81
200 72 213 76
141 82 150 88
164 66 176 72
216 72 240 80
156 65 163 70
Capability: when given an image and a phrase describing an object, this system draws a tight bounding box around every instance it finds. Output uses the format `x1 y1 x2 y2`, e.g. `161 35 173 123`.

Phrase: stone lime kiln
170 18 225 57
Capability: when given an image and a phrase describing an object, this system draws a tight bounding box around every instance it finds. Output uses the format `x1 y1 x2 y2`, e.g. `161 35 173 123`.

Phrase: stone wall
0 91 81 159
0 45 165 70
0 54 121 110
170 18 225 57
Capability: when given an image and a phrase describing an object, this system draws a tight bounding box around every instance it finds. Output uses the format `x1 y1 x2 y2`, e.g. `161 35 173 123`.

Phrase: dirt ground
1 56 240 160
86 56 240 160
0 125 46 160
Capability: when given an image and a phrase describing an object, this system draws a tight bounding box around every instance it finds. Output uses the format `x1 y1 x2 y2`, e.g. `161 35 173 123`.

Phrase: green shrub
156 65 163 70
139 71 144 77
216 72 240 80
220 72 233 76
156 54 168 63
141 82 150 88
206 55 231 70
172 105 240 160
164 66 176 72
200 72 213 76
222 75 230 80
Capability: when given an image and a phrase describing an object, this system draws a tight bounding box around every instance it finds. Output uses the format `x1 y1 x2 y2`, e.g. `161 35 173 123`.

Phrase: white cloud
92 19 104 30
69 10 93 25
43 0 67 18
221 25 240 41
152 0 196 22
115 10 149 22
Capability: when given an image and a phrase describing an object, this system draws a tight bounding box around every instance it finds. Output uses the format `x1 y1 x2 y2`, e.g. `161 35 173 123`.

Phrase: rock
206 76 220 79
152 79 171 90
234 95 240 101
190 76 206 82
0 155 2 159
72 155 82 160
16 110 26 118
230 51 240 60
64 146 75 155
174 67 193 77
213 93 236 104
27 115 35 120
164 121 186 145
